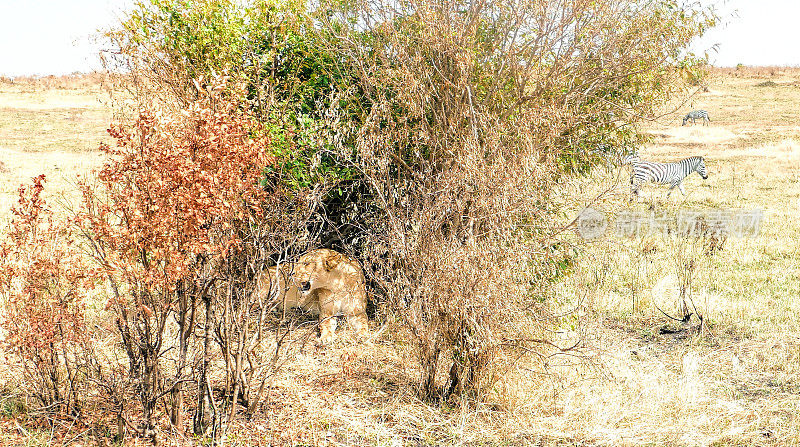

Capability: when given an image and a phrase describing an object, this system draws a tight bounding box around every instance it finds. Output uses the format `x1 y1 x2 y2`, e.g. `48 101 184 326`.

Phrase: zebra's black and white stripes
630 156 708 198
621 152 640 165
682 110 710 126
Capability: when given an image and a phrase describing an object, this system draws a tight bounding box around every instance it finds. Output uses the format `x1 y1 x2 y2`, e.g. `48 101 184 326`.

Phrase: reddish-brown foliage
78 97 276 292
72 86 295 437
0 174 93 413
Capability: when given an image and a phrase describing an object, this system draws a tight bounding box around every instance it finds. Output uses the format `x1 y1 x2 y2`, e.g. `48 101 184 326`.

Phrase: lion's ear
324 254 341 271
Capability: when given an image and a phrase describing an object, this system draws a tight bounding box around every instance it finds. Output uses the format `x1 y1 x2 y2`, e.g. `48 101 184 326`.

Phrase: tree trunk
194 295 214 436
172 283 196 431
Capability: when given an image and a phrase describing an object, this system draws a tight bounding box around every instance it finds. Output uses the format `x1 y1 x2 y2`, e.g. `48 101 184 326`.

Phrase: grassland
1 69 799 446
550 67 800 445
0 75 113 219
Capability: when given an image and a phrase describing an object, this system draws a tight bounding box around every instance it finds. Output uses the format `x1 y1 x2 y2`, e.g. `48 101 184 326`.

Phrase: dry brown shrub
71 83 323 440
0 175 94 416
319 0 716 403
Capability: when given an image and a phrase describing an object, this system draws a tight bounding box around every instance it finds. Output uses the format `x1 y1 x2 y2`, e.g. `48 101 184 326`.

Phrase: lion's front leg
318 311 337 345
348 311 369 341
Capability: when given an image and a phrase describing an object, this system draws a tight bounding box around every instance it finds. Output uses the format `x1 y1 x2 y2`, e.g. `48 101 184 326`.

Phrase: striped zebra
621 151 640 165
682 110 710 126
630 156 708 199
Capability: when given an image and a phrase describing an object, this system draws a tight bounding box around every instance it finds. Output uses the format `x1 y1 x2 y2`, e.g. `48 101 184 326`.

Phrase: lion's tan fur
255 248 368 344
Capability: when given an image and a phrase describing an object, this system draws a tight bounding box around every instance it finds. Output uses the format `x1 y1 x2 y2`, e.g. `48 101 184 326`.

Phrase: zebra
682 110 710 126
630 156 708 199
621 151 640 165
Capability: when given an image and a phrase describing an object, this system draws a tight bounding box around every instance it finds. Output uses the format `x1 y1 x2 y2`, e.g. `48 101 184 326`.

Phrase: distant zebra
682 110 710 126
630 156 708 199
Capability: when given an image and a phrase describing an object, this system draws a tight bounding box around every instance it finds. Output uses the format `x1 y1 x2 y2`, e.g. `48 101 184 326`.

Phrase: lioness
255 248 368 344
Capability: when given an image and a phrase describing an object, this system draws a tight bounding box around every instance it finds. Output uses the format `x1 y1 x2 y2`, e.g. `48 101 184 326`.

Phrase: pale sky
0 0 130 76
0 0 798 76
695 0 800 67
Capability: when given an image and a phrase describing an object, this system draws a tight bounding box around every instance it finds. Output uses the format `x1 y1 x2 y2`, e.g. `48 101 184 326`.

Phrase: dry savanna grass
556 66 800 444
1 69 800 445
0 74 113 221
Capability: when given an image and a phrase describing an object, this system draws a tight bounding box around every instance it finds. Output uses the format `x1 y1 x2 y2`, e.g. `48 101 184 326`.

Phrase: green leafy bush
110 0 359 193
